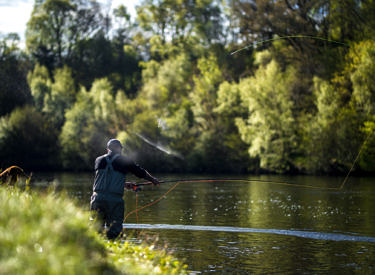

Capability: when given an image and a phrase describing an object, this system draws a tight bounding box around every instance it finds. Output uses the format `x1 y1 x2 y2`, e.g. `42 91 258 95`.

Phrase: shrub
0 106 59 170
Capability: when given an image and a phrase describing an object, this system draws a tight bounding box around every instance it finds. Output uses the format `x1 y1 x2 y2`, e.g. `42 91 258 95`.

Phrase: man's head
107 139 123 154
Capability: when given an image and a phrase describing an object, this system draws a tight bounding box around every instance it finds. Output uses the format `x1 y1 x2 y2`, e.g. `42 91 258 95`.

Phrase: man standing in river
90 138 160 240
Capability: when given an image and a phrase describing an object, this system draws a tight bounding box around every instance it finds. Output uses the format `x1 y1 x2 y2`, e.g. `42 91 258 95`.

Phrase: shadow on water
31 173 375 273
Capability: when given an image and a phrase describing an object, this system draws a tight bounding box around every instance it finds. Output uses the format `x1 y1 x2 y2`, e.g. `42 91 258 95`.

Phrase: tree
190 55 222 132
349 40 375 116
28 64 76 127
110 5 142 95
59 78 116 169
329 0 367 42
230 0 344 77
0 106 58 170
300 73 368 174
27 63 51 112
44 66 76 127
0 33 31 116
231 0 330 43
187 55 253 172
141 53 192 110
341 40 375 173
112 5 136 45
215 81 255 172
26 0 104 70
137 0 223 44
236 53 299 173
136 53 194 166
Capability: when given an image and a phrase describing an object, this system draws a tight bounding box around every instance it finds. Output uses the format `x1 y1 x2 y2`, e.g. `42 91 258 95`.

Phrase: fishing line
230 35 350 55
123 128 373 236
339 128 373 189
135 193 140 238
123 178 337 226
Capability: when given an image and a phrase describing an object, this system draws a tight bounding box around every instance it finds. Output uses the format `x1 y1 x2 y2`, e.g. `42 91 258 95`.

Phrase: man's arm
142 170 160 186
115 156 160 185
128 163 159 185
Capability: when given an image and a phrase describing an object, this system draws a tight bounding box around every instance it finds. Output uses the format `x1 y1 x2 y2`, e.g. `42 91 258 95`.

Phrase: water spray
134 133 184 160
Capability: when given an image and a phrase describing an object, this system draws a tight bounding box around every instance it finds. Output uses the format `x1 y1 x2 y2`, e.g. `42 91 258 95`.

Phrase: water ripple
123 223 375 243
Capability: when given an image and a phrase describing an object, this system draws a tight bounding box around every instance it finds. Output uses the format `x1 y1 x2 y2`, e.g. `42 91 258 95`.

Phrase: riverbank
0 185 187 274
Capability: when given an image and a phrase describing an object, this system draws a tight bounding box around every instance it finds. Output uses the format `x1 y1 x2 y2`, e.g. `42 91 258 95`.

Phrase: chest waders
90 154 126 240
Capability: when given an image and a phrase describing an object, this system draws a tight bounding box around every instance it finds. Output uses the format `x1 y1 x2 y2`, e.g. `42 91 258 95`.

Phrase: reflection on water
31 173 375 273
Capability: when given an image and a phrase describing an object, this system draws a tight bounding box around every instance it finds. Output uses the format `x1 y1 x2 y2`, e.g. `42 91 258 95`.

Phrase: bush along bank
0 186 187 274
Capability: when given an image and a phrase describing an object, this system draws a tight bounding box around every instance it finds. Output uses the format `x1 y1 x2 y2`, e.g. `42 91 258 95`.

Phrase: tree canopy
1 0 375 174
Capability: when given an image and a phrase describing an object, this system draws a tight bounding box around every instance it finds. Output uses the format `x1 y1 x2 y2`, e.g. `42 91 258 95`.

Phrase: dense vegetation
0 185 187 274
1 0 375 175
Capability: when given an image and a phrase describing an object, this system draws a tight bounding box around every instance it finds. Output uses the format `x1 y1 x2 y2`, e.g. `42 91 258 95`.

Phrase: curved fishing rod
230 35 350 55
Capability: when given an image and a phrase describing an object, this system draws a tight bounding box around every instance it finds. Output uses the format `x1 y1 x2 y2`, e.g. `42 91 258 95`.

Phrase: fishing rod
230 35 350 55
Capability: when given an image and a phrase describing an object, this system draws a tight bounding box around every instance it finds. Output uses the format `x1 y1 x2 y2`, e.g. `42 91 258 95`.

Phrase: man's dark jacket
93 152 149 196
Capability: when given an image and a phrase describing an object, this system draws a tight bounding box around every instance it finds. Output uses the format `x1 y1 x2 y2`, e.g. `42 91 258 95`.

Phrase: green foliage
0 186 187 274
141 53 192 109
3 0 375 174
301 77 363 173
28 64 76 127
26 0 104 68
359 120 375 172
0 187 111 274
27 63 51 111
190 55 222 131
294 39 375 174
236 56 299 173
136 0 222 43
329 0 369 41
45 66 76 126
106 240 187 274
215 81 242 116
188 55 227 171
0 106 58 170
0 33 31 116
70 34 142 94
60 78 115 169
186 55 253 173
349 41 375 115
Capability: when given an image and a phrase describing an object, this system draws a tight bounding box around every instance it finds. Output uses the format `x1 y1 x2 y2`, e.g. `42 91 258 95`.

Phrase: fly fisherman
90 138 160 240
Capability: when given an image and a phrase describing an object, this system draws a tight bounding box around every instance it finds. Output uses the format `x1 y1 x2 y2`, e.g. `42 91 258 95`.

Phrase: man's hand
150 177 160 186
125 182 135 190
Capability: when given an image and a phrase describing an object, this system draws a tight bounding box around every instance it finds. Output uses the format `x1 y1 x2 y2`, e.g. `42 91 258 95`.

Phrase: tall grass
0 186 187 274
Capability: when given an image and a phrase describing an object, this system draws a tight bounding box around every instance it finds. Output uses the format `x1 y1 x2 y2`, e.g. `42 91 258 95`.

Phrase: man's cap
107 139 123 150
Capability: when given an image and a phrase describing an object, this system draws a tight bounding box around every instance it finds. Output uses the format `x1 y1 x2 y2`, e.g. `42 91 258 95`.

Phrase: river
32 173 375 273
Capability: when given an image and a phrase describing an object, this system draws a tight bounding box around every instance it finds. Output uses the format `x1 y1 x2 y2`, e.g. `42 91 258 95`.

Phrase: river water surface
32 173 375 273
